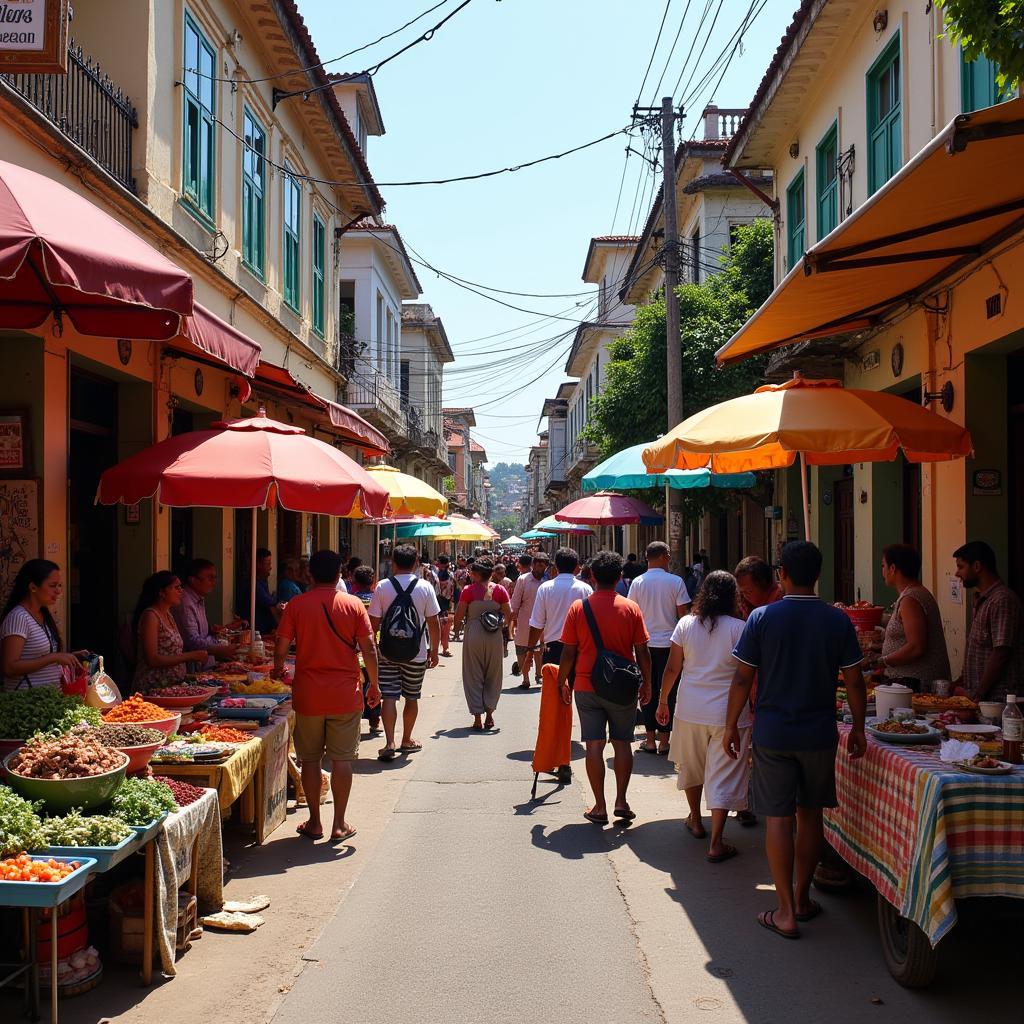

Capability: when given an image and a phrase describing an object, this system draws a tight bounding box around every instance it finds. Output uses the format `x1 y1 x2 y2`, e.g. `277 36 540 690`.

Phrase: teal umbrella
521 529 556 540
533 515 593 535
583 442 756 492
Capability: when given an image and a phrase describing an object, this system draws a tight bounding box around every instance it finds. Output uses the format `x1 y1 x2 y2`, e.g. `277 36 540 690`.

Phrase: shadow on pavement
529 820 618 860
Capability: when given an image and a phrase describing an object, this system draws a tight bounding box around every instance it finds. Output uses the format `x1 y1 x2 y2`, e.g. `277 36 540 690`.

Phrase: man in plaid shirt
953 541 1024 702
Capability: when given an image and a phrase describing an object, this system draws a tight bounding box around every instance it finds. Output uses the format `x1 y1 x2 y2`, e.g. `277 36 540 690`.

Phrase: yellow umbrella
642 374 973 538
362 465 448 517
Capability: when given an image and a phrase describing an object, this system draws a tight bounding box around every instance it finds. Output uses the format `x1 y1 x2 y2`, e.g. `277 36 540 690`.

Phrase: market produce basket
146 687 220 710
116 739 164 773
44 832 140 874
0 857 97 909
3 751 128 811
130 811 169 846
840 605 884 632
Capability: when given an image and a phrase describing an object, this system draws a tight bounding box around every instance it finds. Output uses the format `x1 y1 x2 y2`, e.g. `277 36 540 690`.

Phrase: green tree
491 514 520 538
584 219 775 518
937 0 1024 89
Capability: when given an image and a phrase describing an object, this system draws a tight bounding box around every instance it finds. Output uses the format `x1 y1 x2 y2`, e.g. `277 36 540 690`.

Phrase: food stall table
826 727 1024 987
152 737 262 822
147 789 222 980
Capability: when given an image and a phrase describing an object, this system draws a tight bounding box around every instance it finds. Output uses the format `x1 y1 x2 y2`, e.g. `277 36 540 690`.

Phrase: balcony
1 40 138 193
345 367 404 436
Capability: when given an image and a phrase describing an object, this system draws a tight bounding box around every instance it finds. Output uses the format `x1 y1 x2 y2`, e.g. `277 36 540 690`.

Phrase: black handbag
581 599 643 708
478 583 502 633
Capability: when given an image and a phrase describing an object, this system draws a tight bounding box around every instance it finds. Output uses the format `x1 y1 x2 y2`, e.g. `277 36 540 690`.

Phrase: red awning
173 304 261 377
324 399 389 456
252 361 390 455
0 159 192 339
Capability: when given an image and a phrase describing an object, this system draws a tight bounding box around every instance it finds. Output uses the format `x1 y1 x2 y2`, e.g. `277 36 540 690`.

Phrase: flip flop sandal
657 748 670 756
377 747 397 762
707 844 739 863
332 827 357 843
685 820 708 839
295 823 323 840
398 742 423 753
583 810 609 825
637 744 658 754
758 910 800 940
795 899 824 922
613 807 637 821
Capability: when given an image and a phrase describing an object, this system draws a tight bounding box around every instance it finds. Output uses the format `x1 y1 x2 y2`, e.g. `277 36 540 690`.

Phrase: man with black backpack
557 551 652 825
368 545 441 763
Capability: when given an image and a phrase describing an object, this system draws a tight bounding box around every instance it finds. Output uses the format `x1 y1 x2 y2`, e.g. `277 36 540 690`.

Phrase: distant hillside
488 462 526 521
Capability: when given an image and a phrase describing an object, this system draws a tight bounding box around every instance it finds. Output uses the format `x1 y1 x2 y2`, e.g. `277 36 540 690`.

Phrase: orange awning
717 97 1024 365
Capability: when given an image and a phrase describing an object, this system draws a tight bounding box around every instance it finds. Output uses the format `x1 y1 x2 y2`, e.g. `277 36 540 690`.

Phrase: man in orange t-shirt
557 551 651 825
275 549 379 843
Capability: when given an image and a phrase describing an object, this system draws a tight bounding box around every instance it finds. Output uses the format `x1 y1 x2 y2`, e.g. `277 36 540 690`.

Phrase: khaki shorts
293 712 361 763
669 720 751 811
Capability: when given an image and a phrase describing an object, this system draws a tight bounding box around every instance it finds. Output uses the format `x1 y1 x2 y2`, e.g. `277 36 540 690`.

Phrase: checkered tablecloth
825 726 1024 946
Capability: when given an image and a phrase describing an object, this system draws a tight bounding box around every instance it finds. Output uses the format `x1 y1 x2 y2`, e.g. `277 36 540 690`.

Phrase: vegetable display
229 678 289 695
84 724 164 748
109 777 178 825
40 808 132 847
0 689 101 740
0 786 46 856
1 853 81 882
149 684 215 698
8 730 126 779
159 778 206 807
102 695 175 723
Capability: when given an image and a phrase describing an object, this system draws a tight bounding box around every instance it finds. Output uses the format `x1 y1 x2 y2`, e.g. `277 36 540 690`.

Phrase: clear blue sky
303 0 795 466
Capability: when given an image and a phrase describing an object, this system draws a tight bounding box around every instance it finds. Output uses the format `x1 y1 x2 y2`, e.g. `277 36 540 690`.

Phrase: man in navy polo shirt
723 541 867 940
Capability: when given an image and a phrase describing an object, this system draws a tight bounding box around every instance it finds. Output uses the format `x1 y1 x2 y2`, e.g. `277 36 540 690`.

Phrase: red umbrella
0 160 193 339
96 409 390 628
554 491 664 526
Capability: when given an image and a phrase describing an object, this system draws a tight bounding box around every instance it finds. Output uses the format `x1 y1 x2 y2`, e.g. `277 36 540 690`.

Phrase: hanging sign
0 0 69 74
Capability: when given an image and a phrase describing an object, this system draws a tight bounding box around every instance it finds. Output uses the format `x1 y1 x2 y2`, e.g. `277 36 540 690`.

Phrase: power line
647 0 695 103
634 0 674 106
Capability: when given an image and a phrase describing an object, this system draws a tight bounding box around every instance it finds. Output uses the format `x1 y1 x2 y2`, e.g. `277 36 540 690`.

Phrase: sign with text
0 0 69 74
257 715 290 844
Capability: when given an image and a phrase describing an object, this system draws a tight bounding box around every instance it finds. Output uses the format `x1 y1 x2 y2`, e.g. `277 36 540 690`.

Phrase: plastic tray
130 810 169 845
44 830 140 873
0 857 97 908
211 704 274 723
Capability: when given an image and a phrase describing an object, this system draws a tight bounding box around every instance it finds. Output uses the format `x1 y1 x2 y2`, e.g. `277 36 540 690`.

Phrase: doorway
834 475 855 604
68 371 119 656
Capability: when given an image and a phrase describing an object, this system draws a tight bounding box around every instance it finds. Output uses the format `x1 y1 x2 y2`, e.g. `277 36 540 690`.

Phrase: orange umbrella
642 375 973 537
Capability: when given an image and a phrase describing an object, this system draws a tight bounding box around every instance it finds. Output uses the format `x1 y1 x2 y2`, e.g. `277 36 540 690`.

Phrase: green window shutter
961 48 1004 112
816 122 839 240
312 214 325 336
182 13 216 218
241 110 265 276
867 35 902 195
283 167 301 311
786 169 805 271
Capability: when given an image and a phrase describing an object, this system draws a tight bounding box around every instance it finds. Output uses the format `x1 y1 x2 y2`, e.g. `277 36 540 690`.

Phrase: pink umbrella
97 409 391 629
554 491 664 526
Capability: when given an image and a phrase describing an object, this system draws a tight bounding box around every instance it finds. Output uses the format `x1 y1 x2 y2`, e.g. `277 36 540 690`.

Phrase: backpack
581 598 643 708
378 576 425 663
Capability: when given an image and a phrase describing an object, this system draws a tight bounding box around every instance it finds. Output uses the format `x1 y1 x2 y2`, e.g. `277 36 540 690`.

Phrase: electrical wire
646 0 695 103
634 0 674 106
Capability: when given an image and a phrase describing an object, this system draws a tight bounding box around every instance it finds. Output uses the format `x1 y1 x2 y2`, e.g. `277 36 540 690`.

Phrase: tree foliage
490 513 520 538
583 219 775 517
937 0 1024 89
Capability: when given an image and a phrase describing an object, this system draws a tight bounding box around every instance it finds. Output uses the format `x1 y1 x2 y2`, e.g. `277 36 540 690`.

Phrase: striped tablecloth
825 726 1024 946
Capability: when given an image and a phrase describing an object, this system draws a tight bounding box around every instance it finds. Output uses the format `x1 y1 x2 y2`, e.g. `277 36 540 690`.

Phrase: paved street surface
41 651 1018 1024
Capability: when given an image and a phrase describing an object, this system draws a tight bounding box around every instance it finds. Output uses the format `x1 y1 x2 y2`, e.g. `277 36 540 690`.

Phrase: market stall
826 726 1024 987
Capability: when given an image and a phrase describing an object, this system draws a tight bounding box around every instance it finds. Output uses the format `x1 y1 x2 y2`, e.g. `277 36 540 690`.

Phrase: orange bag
531 663 572 777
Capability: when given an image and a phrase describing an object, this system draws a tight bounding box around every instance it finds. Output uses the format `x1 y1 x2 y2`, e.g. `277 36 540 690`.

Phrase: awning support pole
800 452 811 542
249 507 258 642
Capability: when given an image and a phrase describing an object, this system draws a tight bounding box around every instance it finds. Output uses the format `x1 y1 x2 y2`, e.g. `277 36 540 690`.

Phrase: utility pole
635 98 685 566
660 96 684 567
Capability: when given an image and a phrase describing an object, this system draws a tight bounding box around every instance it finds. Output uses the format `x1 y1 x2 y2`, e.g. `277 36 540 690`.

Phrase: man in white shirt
368 545 440 763
527 547 593 784
628 541 691 755
510 552 548 688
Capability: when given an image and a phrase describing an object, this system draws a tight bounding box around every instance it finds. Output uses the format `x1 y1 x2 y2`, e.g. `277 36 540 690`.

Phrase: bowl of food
145 685 221 710
836 601 884 632
82 724 166 773
3 732 129 810
866 718 941 744
955 753 1015 776
101 696 180 737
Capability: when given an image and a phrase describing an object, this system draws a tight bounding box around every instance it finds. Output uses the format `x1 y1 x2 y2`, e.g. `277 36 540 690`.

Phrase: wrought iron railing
346 367 402 422
1 39 138 193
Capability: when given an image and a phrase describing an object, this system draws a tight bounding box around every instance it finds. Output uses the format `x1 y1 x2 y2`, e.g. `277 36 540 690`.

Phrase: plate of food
954 754 1016 775
867 718 941 744
945 723 1000 738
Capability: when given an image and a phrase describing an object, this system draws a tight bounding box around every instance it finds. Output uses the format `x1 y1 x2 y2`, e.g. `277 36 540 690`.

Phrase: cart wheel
876 894 939 988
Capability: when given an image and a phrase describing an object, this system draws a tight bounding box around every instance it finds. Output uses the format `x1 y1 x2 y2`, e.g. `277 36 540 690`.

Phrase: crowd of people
1 531 1020 938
